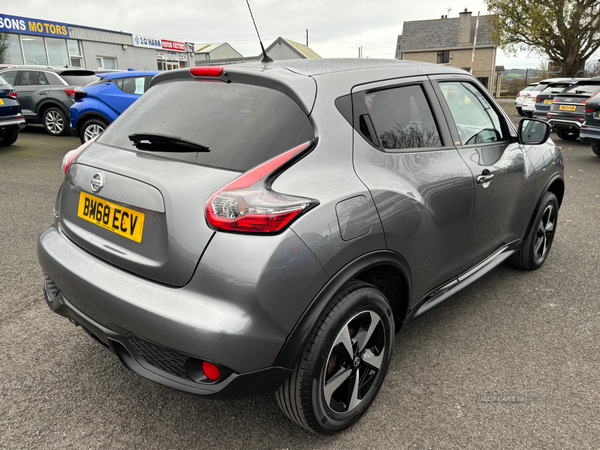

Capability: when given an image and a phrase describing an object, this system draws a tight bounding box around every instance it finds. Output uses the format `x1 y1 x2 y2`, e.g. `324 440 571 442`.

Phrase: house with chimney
395 9 498 90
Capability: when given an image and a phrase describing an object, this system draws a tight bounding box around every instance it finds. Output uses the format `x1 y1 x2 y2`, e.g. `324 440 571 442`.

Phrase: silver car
38 59 564 434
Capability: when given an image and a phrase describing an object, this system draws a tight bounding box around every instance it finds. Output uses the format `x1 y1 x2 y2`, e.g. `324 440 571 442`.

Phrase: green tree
509 78 525 94
0 33 9 64
485 0 600 77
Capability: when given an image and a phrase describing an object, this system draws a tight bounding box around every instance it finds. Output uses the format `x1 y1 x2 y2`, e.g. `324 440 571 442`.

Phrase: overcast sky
4 0 542 69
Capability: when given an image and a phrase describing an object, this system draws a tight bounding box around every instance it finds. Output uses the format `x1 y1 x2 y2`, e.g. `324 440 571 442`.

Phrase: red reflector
190 66 225 77
64 88 75 98
7 91 17 99
202 361 220 381
206 141 316 233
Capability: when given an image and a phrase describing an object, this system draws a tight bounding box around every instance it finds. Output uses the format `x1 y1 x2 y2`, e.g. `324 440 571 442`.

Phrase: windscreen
98 80 315 172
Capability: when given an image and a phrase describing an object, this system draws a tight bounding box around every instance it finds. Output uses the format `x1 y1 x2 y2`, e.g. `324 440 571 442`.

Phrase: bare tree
0 33 10 64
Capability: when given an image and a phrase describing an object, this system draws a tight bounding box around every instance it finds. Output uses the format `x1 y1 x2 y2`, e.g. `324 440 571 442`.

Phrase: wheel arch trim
75 112 111 131
523 173 564 242
272 250 411 370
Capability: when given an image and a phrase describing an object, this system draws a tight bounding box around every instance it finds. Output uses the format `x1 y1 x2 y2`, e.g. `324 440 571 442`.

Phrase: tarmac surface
1 106 599 449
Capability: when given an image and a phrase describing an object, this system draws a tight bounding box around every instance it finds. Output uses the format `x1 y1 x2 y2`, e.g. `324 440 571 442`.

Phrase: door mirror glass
518 119 551 145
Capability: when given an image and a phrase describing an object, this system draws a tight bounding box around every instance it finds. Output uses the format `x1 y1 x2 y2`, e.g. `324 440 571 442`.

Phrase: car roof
0 65 95 76
99 71 160 80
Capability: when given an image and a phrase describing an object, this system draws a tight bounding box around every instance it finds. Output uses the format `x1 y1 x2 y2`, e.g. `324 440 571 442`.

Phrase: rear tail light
552 98 558 103
190 66 225 77
7 91 17 99
536 96 542 102
62 137 97 175
580 97 591 105
206 140 318 233
64 88 75 98
585 105 595 113
73 90 87 100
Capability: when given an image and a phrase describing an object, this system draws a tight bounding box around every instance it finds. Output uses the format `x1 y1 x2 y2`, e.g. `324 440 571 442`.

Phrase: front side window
366 85 442 150
437 50 449 64
439 81 505 145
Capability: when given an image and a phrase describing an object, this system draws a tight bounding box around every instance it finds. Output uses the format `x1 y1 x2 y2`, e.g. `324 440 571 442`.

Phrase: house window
437 50 450 64
97 56 117 70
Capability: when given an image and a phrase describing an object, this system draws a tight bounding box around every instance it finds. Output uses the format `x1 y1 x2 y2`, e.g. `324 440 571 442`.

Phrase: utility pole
525 68 529 85
469 11 480 74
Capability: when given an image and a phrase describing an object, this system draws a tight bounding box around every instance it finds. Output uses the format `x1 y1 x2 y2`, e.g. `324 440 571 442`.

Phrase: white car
515 84 538 116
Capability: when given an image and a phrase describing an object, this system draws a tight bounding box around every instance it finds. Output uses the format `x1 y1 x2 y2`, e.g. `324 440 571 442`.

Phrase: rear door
431 75 534 266
351 76 475 305
13 70 50 119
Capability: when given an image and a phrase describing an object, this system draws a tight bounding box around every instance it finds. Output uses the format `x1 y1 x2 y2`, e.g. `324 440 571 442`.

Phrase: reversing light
190 66 225 77
202 361 220 381
206 140 318 233
62 136 97 175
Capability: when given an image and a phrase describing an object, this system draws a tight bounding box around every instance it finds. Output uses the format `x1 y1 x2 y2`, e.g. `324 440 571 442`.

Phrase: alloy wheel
84 124 105 142
534 204 555 263
45 111 64 134
323 310 386 413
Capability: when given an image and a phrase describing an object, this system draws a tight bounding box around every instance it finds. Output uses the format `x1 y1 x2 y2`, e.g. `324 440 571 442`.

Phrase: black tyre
0 130 18 146
555 128 579 141
516 107 525 117
80 118 108 144
43 107 68 136
276 281 394 434
592 142 600 157
510 191 558 270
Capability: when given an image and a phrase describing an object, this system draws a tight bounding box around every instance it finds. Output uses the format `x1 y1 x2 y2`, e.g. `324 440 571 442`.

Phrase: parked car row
515 77 600 156
0 74 26 146
0 66 158 143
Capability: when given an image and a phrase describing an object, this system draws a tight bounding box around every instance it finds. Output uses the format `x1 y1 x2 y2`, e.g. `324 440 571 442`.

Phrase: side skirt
407 242 519 321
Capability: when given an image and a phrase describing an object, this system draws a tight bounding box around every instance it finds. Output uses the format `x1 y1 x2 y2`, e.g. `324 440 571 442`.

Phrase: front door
431 77 534 265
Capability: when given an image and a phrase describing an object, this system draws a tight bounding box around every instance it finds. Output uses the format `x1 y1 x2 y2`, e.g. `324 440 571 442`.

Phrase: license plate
0 99 3 105
544 100 552 104
77 192 145 243
559 105 577 111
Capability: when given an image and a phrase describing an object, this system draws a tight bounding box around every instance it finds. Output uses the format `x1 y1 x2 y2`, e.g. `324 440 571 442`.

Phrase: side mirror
518 118 551 145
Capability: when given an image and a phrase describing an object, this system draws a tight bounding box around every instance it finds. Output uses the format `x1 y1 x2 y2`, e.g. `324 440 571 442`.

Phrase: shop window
46 38 70 67
437 50 450 64
21 36 48 65
97 56 117 70
6 34 24 65
68 40 84 67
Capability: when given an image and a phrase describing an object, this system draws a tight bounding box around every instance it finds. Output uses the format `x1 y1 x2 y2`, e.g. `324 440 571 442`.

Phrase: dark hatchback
532 81 582 121
38 59 564 434
547 82 600 140
580 90 600 156
0 74 26 146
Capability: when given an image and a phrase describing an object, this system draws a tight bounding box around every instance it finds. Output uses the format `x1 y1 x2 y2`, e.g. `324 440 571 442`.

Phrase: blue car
70 70 159 144
0 74 26 147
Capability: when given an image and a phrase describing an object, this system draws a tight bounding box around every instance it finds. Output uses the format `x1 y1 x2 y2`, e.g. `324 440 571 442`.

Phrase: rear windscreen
97 80 315 172
61 74 100 87
564 84 600 95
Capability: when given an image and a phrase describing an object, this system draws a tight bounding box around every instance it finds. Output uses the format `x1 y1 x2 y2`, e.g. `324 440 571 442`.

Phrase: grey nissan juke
38 59 564 434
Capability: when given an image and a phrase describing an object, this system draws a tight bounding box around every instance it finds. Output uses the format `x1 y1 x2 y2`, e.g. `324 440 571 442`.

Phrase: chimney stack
458 9 472 45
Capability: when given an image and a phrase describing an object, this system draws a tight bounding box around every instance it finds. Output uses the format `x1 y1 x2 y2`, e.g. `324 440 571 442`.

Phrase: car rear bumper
37 224 330 397
0 116 26 135
547 118 582 130
580 125 600 144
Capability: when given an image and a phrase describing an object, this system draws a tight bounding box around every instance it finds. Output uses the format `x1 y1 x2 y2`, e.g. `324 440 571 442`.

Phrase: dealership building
0 13 195 71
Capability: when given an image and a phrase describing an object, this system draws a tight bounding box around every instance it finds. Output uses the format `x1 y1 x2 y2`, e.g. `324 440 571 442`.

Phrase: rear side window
61 74 99 87
0 75 8 86
115 77 146 95
366 85 442 150
17 71 49 86
98 81 314 172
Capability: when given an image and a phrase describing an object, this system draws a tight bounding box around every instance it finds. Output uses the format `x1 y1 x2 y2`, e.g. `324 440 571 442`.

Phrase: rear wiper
128 133 210 152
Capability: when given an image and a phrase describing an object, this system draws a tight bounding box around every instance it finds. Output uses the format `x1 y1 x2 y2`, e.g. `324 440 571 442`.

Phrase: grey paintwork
38 59 564 397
